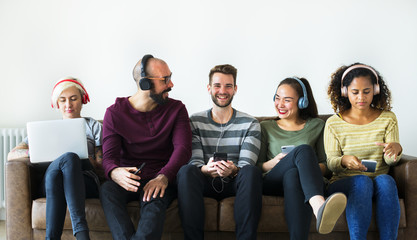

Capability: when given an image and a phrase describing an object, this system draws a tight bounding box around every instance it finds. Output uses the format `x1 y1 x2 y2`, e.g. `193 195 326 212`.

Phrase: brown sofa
6 115 417 240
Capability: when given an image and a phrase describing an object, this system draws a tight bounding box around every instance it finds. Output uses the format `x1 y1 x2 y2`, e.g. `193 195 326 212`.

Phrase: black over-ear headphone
139 54 154 90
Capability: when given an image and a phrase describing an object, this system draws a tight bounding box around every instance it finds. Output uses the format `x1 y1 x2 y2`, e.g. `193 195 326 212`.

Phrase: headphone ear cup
298 96 309 109
341 86 348 97
81 92 90 104
374 84 380 95
139 78 152 90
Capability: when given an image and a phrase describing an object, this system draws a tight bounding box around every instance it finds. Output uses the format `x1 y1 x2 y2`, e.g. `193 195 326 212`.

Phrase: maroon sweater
102 97 192 182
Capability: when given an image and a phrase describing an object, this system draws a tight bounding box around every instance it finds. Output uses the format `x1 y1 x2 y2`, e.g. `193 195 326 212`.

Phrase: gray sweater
188 108 261 168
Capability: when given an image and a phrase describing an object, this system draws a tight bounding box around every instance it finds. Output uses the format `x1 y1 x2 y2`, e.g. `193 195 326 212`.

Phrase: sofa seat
6 114 417 239
29 194 406 240
219 196 406 233
30 197 219 239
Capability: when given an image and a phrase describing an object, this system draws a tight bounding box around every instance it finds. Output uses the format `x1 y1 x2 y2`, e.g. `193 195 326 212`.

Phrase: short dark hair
277 77 318 120
327 63 392 113
209 64 237 85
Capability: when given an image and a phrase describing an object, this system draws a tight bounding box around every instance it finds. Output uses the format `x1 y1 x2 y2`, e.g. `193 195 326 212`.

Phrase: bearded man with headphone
99 54 192 240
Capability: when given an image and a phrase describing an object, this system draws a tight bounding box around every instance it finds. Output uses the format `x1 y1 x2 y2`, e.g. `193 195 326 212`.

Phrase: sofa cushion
32 198 139 231
31 197 219 232
218 196 406 232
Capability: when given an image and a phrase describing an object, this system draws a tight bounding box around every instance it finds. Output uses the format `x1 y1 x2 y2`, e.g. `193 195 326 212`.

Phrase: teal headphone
273 77 309 109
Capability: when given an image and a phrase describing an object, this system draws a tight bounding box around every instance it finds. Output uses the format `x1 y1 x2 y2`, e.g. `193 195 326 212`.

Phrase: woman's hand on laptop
110 167 141 192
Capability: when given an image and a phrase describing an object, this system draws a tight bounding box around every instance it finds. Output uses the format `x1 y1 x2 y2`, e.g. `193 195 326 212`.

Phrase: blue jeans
262 144 324 240
177 164 262 240
100 179 176 240
327 174 400 240
40 152 99 239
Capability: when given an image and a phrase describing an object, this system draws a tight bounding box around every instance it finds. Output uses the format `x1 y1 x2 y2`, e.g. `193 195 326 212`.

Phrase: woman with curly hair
325 63 402 240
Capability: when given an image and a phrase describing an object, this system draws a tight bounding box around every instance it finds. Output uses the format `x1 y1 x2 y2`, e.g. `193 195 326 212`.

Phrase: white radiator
0 128 27 219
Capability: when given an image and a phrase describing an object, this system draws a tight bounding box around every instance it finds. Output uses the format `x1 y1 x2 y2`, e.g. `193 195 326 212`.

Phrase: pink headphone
51 79 90 108
340 64 380 97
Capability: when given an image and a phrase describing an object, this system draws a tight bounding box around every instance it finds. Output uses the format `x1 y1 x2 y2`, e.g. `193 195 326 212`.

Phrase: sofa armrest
390 154 417 238
6 157 32 240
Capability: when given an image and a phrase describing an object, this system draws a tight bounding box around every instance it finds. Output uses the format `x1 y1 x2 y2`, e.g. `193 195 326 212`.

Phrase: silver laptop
27 118 88 163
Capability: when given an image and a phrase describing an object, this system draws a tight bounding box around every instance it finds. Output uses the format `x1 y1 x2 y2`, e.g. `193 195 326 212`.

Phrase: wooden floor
0 221 5 240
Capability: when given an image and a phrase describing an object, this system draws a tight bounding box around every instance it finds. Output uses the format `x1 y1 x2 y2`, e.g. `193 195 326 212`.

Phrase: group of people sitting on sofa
8 54 403 240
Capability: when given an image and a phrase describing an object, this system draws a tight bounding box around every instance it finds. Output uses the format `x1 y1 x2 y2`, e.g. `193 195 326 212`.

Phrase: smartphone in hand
361 160 377 172
213 152 227 162
133 162 146 175
281 145 295 154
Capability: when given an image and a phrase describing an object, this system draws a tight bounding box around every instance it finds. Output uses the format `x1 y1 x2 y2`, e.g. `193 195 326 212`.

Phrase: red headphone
51 79 90 108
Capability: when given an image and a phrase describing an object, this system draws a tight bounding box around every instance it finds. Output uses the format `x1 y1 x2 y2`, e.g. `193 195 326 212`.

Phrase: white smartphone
281 145 295 154
362 160 377 172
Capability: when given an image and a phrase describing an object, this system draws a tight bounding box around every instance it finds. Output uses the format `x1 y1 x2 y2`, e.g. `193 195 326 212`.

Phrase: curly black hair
327 63 392 113
276 77 318 120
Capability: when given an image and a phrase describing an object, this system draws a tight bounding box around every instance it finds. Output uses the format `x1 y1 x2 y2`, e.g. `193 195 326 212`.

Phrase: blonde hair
51 77 88 109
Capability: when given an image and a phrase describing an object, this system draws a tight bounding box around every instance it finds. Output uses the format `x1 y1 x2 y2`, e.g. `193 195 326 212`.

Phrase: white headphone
340 64 380 97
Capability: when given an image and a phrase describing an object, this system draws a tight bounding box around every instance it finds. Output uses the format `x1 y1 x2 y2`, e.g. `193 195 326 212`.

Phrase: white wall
1 0 416 155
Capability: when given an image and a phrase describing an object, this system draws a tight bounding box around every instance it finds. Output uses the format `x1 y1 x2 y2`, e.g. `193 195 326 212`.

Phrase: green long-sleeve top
257 118 326 175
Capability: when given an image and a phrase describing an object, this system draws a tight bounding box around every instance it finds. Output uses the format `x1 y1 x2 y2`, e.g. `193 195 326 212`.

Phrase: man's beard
211 94 234 108
150 88 171 105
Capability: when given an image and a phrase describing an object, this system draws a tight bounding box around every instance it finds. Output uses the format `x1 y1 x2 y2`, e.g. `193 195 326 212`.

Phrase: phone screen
362 160 377 172
213 152 227 162
281 145 295 154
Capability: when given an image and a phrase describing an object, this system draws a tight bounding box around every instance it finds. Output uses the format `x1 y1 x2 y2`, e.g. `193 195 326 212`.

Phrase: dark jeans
177 164 262 240
327 174 400 240
262 144 324 240
99 179 176 240
38 152 98 239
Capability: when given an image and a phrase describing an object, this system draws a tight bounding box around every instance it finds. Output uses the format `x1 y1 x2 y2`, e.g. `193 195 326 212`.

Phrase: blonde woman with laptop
8 78 102 240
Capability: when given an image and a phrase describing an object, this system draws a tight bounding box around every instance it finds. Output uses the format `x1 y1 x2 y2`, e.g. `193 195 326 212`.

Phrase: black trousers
177 164 262 240
263 144 324 240
100 179 176 240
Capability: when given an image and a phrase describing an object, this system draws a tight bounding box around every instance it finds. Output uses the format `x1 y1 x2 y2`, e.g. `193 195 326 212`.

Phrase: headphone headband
340 64 380 97
51 79 90 108
141 54 154 77
341 64 379 87
139 54 154 90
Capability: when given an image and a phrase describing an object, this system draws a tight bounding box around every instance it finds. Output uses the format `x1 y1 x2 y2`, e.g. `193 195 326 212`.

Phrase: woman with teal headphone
257 77 347 239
